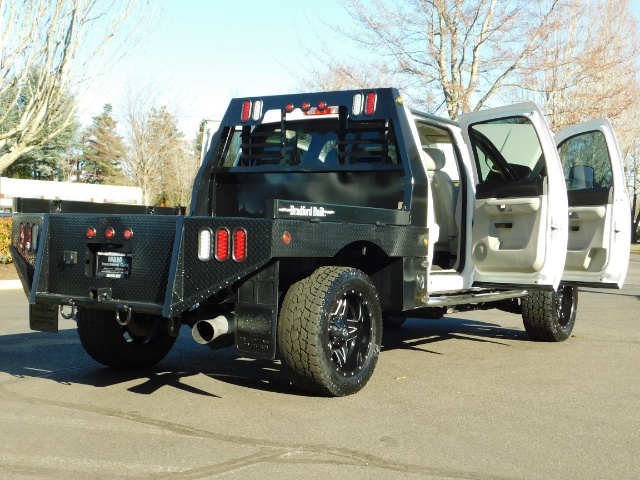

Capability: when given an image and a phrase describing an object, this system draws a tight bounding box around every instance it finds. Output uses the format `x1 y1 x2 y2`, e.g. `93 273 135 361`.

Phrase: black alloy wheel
278 266 382 396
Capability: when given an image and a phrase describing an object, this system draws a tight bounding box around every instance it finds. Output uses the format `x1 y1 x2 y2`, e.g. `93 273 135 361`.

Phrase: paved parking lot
1 260 639 479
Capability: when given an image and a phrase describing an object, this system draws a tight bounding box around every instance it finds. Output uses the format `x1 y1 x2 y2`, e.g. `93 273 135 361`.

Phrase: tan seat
424 147 458 256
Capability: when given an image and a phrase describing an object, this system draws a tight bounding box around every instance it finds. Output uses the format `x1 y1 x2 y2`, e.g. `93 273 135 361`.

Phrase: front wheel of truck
277 267 382 397
521 285 578 342
77 308 176 368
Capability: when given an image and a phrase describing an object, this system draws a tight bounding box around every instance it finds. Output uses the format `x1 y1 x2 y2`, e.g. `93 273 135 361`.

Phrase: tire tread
278 266 381 396
521 288 577 342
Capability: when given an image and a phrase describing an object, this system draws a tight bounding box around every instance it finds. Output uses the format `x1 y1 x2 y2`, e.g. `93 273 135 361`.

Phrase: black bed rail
13 197 185 215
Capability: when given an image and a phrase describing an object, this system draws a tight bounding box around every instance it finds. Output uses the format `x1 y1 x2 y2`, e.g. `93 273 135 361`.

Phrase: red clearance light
317 101 327 110
284 103 294 113
301 101 311 112
25 223 32 251
365 91 376 115
123 228 133 240
282 231 291 244
241 100 252 122
105 227 115 240
19 223 25 250
215 228 230 261
86 227 96 239
305 106 338 116
233 228 247 262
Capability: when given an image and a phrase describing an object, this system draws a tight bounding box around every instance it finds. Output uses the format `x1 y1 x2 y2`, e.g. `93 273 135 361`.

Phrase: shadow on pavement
0 327 296 397
382 316 529 353
0 316 528 397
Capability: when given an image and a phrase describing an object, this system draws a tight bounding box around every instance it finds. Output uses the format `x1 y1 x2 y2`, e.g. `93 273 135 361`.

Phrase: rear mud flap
235 263 279 359
29 304 58 333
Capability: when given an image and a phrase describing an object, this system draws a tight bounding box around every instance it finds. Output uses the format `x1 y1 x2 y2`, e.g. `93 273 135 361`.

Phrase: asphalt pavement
0 260 638 479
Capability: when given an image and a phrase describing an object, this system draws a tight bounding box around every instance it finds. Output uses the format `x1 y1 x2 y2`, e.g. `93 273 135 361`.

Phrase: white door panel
459 102 568 289
555 119 629 288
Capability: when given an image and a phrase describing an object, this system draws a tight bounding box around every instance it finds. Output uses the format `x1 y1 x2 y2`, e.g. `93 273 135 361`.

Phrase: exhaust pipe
192 314 235 345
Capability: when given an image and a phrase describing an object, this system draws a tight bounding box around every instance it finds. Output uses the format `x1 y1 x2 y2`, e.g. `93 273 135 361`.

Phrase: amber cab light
233 228 247 262
105 227 115 240
215 228 230 261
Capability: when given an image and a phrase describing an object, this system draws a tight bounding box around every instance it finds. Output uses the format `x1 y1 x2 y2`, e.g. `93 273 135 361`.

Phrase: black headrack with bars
235 108 398 167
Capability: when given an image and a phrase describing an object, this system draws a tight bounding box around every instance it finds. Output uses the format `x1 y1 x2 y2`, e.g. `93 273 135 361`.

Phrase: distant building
0 177 143 212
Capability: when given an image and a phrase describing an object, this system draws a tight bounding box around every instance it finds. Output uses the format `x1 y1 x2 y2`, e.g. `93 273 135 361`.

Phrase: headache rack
235 111 399 168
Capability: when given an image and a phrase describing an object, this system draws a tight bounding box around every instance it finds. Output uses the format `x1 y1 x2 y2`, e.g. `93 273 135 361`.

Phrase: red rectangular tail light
215 228 230 261
365 91 376 116
233 228 247 262
241 100 252 122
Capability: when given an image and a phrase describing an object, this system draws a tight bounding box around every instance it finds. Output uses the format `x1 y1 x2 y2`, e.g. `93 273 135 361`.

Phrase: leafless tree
120 86 197 206
162 141 200 207
297 58 401 92
519 0 640 131
120 86 161 205
513 0 640 237
0 0 153 174
324 0 560 119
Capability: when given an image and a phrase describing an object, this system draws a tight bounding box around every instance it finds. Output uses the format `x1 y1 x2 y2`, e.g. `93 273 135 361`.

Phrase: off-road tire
521 286 578 342
277 267 382 396
77 308 176 368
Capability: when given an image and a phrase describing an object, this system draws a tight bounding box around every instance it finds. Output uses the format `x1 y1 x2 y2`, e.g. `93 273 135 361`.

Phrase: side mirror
568 165 595 189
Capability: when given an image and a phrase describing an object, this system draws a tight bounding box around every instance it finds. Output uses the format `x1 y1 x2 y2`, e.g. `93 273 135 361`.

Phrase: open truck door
458 103 568 289
555 119 630 288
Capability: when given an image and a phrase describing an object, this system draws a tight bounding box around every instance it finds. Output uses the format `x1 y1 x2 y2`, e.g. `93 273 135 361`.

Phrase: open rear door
555 119 630 288
458 102 568 289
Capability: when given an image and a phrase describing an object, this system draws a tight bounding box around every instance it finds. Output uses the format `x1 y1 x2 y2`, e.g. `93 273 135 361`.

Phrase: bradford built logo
279 205 336 218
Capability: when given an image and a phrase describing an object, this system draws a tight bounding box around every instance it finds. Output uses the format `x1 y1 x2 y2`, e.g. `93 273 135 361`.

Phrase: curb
0 279 22 290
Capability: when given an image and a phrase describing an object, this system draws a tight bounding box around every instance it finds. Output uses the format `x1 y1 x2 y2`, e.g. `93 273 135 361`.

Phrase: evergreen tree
80 104 127 184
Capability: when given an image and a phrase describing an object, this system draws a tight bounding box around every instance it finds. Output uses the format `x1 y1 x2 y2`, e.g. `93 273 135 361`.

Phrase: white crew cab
410 103 629 295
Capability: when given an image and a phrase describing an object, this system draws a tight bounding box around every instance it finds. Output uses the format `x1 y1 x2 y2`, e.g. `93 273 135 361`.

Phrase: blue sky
79 0 355 138
80 0 640 139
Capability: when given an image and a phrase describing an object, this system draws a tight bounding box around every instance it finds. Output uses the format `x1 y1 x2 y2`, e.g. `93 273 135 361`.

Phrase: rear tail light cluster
199 227 247 262
18 222 39 253
240 99 263 122
352 91 377 116
86 227 133 241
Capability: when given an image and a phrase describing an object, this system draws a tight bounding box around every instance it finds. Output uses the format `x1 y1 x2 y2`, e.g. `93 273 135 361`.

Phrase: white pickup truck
11 88 630 396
